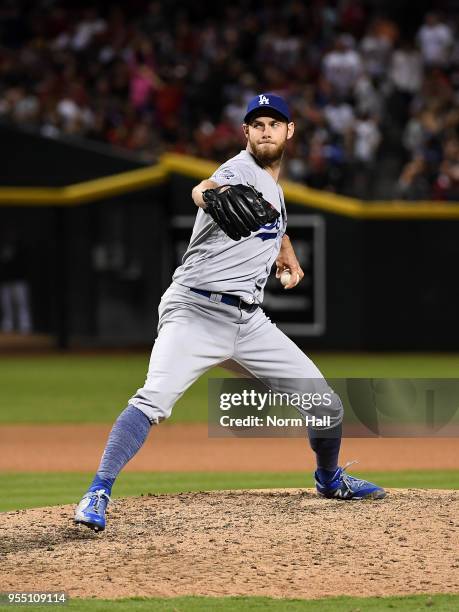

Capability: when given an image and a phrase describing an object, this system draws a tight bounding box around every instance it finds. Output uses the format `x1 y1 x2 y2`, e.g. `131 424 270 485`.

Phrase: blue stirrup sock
88 404 152 496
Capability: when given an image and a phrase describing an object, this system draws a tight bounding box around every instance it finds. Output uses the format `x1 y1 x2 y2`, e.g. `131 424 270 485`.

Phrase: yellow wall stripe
0 152 458 219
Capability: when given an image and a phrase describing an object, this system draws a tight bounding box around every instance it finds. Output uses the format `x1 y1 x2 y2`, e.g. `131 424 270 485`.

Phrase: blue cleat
74 489 111 532
315 461 386 500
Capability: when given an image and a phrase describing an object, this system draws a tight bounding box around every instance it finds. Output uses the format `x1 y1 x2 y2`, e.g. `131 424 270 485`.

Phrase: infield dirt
0 489 458 599
1 424 458 471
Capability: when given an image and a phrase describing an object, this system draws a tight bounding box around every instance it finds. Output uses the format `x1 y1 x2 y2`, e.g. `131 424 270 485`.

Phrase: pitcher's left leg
233 309 385 500
233 308 342 468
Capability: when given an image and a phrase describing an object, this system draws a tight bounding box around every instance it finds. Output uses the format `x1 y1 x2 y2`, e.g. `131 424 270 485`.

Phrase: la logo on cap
258 94 270 105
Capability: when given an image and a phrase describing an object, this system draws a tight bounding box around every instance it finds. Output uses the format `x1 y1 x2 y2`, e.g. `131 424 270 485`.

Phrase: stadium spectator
322 34 363 96
351 112 381 198
353 73 383 119
0 229 32 335
323 95 355 137
53 7 106 52
434 137 459 200
417 13 453 68
396 155 432 200
360 19 395 80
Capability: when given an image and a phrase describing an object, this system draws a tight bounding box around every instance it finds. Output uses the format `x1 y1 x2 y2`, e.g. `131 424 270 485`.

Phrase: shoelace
89 489 112 513
342 459 358 472
340 460 362 492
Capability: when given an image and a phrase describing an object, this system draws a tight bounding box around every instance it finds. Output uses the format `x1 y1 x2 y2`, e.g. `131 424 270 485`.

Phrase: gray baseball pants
129 282 343 428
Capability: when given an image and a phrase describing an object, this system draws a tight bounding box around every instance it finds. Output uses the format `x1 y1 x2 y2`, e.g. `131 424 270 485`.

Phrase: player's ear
286 122 295 140
242 123 249 139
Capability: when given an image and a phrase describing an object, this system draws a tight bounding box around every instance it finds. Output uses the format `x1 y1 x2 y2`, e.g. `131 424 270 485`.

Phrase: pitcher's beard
250 140 285 166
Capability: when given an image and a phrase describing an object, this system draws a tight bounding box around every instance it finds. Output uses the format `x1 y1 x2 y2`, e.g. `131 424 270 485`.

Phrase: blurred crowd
1 0 459 200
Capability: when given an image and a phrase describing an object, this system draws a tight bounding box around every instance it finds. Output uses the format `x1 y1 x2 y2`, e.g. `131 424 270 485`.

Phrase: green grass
0 594 458 611
0 470 457 512
0 355 225 424
2 353 459 424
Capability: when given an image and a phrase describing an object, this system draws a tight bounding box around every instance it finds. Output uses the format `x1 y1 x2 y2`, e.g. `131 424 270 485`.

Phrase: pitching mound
0 489 458 600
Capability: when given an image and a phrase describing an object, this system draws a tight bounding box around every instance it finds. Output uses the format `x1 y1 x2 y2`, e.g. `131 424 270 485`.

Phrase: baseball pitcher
75 93 385 532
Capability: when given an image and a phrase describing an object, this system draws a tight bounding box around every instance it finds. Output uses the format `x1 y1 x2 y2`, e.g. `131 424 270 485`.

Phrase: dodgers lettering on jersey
172 150 287 304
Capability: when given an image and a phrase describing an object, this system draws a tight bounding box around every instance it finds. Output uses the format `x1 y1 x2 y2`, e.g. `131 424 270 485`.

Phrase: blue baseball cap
244 93 291 123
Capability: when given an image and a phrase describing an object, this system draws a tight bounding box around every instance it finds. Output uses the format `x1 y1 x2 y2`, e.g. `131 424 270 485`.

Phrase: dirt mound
0 489 458 600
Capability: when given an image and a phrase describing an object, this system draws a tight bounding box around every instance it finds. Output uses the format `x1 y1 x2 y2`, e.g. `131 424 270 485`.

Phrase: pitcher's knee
128 391 173 425
297 388 344 429
326 390 344 427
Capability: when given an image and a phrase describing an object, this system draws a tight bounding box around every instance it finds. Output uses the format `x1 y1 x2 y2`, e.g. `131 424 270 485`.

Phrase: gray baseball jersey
129 150 343 428
172 150 287 304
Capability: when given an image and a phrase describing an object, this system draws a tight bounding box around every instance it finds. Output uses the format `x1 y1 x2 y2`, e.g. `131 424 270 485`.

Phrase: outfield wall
1 125 458 350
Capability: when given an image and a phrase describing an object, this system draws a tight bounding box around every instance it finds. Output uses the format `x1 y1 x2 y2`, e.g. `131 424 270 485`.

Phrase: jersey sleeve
210 162 257 187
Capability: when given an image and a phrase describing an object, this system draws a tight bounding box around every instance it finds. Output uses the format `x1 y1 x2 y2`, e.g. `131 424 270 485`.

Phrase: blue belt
189 288 259 312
